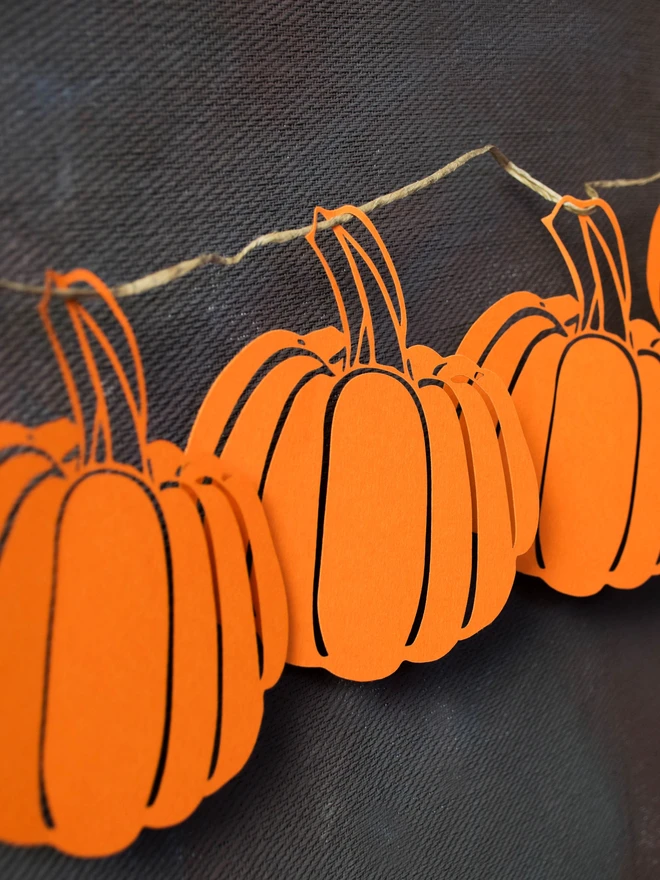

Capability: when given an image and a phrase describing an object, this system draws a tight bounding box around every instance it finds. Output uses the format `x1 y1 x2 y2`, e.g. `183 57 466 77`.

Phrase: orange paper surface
647 203 660 323
188 206 538 682
459 197 660 596
0 270 288 856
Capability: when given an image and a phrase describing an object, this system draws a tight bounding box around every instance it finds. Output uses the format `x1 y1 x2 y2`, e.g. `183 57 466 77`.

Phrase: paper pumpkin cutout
188 205 538 682
0 270 288 857
647 203 660 323
459 196 660 597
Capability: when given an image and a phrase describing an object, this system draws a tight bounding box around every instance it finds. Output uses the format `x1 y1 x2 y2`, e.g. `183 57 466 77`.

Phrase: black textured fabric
0 1 659 877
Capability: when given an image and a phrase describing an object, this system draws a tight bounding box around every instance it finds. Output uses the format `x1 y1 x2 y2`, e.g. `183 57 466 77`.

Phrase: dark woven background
1 1 659 877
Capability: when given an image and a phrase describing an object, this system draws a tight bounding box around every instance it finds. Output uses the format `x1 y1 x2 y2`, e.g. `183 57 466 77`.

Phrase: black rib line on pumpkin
648 350 660 563
208 621 223 781
242 556 265 680
189 490 223 781
243 551 265 678
609 346 643 572
257 365 333 499
212 477 265 681
638 348 660 361
468 381 517 552
534 335 642 572
483 322 569 568
61 446 80 464
36 469 175 824
504 323 569 562
507 326 569 396
403 384 432 646
306 368 432 655
145 484 174 807
213 347 328 457
256 631 264 680
190 488 222 780
418 377 479 629
0 443 62 470
312 373 352 657
445 384 479 629
195 471 268 778
463 534 479 629
473 307 569 369
430 367 466 423
0 466 64 560
0 448 65 559
175 482 223 781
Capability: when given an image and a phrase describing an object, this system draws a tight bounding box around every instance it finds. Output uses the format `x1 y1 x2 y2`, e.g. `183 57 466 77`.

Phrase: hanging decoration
187 205 539 682
647 203 660 319
0 142 659 856
0 270 288 857
459 197 660 596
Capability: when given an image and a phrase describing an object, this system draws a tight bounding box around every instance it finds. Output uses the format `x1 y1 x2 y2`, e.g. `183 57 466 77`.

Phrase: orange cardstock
188 206 539 682
647 203 660 323
459 197 660 597
0 270 288 856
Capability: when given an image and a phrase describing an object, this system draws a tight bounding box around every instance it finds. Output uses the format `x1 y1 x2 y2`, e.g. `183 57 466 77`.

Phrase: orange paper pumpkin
647 203 660 324
459 196 660 597
188 206 538 682
0 270 288 856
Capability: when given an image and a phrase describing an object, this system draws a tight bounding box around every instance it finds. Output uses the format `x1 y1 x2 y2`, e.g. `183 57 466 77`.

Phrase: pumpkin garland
187 205 539 682
459 196 660 596
0 270 288 857
1 196 660 858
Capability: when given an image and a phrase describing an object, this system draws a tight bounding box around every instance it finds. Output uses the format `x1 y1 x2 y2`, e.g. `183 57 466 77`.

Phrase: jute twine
1 145 658 299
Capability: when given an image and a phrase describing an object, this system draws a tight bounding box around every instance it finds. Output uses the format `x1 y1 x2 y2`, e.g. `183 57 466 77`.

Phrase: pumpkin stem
67 302 114 464
578 221 606 333
307 208 354 366
332 227 378 367
542 195 632 341
52 270 150 474
582 210 631 335
38 270 86 468
74 309 148 471
306 205 410 374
